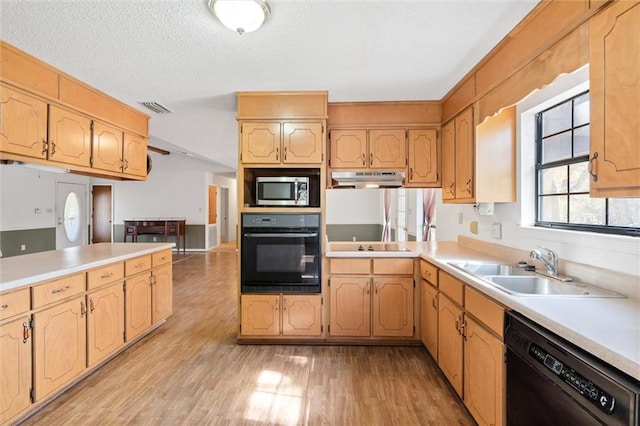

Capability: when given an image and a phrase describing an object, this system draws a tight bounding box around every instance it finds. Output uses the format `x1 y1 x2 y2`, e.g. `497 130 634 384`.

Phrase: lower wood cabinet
0 316 31 423
437 294 464 397
33 296 87 401
125 272 152 341
240 294 322 337
464 317 504 426
420 279 438 360
329 277 371 337
372 277 414 337
151 264 173 324
87 282 124 367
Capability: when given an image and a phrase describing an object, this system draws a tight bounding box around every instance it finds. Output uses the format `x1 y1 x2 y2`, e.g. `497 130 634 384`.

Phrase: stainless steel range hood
331 171 405 188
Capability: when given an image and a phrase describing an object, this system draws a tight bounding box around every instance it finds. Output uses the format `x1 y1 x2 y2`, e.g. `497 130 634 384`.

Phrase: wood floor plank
21 251 473 425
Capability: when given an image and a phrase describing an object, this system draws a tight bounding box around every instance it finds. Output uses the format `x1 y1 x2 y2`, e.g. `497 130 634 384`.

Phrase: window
396 188 407 241
535 92 640 236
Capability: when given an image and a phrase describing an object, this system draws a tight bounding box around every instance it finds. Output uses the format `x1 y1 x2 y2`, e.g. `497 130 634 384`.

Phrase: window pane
542 101 572 137
540 195 567 223
569 195 605 225
64 192 81 242
540 166 567 195
609 198 640 227
573 125 590 157
573 93 590 127
542 131 572 163
569 162 589 193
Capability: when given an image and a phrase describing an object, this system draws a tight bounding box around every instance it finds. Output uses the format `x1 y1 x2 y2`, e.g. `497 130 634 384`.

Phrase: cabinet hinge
90 122 94 131
29 318 34 329
123 283 126 291
239 324 242 332
29 388 35 403
321 324 323 333
327 325 330 333
405 129 409 139
413 325 416 334
123 331 126 342
327 279 330 287
240 123 243 133
413 279 416 288
90 156 93 167
321 297 324 305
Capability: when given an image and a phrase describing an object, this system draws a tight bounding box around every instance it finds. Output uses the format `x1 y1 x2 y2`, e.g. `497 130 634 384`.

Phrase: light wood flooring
22 251 474 425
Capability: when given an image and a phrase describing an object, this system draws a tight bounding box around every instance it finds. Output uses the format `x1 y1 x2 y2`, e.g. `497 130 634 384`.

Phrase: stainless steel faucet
529 246 558 276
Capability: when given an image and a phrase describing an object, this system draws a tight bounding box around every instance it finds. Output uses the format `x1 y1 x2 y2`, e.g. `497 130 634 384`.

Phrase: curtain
382 188 391 241
422 188 437 241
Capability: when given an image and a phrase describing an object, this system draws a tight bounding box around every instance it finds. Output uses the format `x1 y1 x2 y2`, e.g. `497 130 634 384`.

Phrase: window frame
534 91 640 237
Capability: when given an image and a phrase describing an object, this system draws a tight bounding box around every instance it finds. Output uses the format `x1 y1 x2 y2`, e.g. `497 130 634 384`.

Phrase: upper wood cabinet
93 121 148 178
0 84 92 168
329 128 406 170
0 42 149 180
442 106 516 203
589 1 640 197
241 121 324 165
407 128 440 187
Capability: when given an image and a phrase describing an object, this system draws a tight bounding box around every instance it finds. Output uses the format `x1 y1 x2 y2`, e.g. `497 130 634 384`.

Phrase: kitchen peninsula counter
0 242 174 292
326 240 640 379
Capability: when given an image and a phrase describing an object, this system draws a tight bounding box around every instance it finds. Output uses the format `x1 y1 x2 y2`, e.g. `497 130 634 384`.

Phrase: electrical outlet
153 237 157 242
352 236 356 241
458 213 463 224
21 244 26 251
491 223 502 239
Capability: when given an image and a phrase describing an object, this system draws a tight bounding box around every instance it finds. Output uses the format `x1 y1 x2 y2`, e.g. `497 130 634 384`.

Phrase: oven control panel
529 343 615 415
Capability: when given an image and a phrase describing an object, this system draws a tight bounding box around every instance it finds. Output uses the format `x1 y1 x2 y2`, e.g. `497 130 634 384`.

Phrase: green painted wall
113 224 205 249
0 228 56 258
326 224 383 242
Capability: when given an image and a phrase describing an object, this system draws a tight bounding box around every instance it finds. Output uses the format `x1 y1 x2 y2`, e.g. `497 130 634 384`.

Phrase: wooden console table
124 218 186 254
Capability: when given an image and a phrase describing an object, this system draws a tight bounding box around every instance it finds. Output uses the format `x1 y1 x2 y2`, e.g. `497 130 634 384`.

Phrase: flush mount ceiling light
208 0 270 35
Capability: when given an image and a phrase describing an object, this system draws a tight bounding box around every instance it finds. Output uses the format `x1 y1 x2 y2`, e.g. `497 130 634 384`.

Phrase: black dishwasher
505 312 639 426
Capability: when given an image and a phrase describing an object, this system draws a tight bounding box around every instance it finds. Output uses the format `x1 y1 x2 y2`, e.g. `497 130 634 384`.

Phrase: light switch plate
491 223 502 239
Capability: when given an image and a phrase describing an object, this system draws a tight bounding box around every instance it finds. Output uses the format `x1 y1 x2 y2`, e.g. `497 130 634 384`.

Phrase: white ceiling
0 0 539 174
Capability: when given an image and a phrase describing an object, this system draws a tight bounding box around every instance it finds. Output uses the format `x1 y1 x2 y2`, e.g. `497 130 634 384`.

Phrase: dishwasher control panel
529 343 616 415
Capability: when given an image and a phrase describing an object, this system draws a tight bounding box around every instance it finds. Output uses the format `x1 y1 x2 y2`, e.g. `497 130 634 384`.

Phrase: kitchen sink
448 262 625 298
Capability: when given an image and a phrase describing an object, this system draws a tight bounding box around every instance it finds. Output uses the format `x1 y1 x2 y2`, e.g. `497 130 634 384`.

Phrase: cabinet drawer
373 258 414 275
152 249 172 267
87 262 124 290
0 287 30 321
465 286 504 338
32 273 85 309
438 271 464 306
420 260 438 285
330 258 370 274
125 255 152 276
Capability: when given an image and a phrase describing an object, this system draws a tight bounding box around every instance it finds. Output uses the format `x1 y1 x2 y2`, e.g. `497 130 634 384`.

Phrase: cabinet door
421 281 438 360
0 317 31 423
122 132 148 177
329 276 370 337
282 122 323 164
87 282 124 367
48 104 91 167
455 107 474 200
92 121 123 173
369 128 406 169
151 264 173 324
372 277 414 337
0 84 47 159
33 296 87 401
441 120 456 200
437 295 464 397
241 122 281 164
464 317 505 426
125 273 152 341
282 295 322 336
589 1 640 197
241 295 280 336
329 129 367 169
407 129 439 186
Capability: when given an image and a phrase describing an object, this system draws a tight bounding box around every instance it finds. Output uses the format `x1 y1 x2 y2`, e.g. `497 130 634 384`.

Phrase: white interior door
56 182 88 249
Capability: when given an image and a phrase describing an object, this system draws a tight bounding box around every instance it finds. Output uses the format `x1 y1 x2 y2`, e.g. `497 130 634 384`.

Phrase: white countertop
0 243 175 292
327 240 640 380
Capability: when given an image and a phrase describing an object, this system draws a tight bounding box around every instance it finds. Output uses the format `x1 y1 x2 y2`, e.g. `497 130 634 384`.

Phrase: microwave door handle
294 181 299 204
243 233 318 238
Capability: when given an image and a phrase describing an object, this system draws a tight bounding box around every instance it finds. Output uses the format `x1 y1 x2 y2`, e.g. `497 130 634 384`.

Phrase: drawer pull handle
52 285 71 294
41 139 48 156
101 272 113 279
80 301 86 318
50 140 56 156
89 298 95 313
0 304 8 310
432 296 437 309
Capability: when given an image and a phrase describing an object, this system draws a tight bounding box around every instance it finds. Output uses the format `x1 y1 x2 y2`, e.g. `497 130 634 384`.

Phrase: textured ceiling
0 0 539 173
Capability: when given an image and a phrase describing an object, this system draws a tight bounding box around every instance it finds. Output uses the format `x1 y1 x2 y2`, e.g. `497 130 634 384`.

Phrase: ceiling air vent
139 101 173 114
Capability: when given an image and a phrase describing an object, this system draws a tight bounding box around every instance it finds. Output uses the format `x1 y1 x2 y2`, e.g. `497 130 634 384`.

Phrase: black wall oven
241 213 321 293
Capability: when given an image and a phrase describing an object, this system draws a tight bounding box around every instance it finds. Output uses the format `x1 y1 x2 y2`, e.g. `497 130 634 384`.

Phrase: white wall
436 66 640 277
0 165 90 231
326 189 382 224
207 171 238 247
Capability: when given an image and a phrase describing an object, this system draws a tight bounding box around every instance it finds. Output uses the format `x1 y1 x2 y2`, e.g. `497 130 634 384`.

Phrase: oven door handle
243 233 318 238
